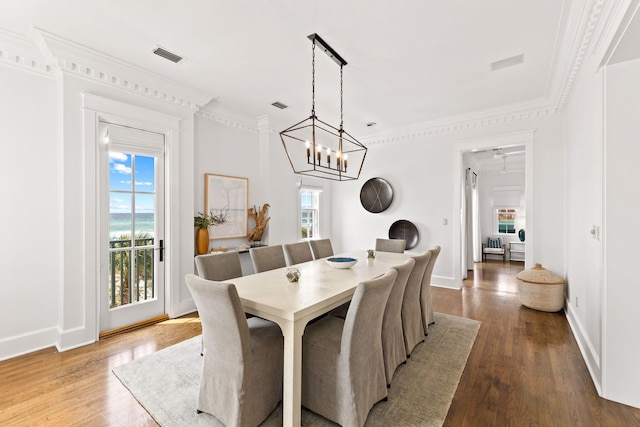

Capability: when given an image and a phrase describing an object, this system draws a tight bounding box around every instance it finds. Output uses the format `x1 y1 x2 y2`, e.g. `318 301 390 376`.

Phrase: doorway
453 130 535 288
99 122 166 333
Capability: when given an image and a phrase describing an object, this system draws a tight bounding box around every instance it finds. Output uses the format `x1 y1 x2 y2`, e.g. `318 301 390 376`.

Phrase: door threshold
99 314 169 339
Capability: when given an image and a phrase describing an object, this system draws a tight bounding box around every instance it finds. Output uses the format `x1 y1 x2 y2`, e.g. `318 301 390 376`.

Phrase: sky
109 152 156 214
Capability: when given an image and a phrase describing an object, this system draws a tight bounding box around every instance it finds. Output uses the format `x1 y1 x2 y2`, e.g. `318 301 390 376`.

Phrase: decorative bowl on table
326 257 358 269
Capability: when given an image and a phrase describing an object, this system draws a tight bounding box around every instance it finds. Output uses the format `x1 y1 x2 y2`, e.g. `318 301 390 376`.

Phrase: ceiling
0 0 571 138
464 146 526 174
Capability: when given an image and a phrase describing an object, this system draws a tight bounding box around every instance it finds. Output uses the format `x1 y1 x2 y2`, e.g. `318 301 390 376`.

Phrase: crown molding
31 28 213 111
0 28 55 77
360 98 556 146
553 0 607 111
594 0 639 66
196 108 260 134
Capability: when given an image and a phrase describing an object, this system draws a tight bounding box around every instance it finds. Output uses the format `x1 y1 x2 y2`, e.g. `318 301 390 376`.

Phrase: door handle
159 239 164 262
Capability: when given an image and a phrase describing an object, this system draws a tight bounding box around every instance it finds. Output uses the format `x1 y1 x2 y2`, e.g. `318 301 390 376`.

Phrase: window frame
495 207 517 235
299 187 322 240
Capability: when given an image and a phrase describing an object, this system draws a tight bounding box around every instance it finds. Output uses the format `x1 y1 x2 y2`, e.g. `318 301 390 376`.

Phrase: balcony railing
109 237 155 308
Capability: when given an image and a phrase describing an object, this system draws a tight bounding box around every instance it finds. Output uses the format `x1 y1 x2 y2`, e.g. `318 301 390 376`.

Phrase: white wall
0 30 207 359
194 117 260 250
0 65 59 358
603 57 640 408
564 54 604 391
332 114 564 289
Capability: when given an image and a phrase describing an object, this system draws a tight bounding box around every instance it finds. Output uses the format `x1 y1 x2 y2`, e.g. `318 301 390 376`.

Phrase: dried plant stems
248 203 270 242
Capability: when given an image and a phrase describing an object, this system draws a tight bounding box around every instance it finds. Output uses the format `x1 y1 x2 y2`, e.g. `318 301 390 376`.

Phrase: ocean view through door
100 122 166 333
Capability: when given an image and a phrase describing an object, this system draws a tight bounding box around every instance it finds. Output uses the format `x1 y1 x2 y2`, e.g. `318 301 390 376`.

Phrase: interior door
99 122 166 333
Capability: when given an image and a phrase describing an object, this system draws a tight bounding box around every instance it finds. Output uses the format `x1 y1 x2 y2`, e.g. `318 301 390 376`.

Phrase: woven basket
515 263 565 312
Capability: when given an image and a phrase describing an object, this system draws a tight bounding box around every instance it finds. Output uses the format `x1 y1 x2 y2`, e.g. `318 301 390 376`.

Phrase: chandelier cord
340 65 344 130
311 39 316 116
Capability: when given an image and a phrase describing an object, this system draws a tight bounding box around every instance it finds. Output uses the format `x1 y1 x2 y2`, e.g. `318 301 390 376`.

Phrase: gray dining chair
375 238 406 253
402 251 430 356
194 251 242 281
194 251 246 353
383 258 415 386
421 246 441 333
249 245 286 273
302 269 397 427
283 241 314 265
309 238 334 259
185 274 283 427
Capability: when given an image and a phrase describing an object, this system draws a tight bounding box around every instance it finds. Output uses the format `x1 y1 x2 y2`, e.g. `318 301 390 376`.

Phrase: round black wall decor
360 177 393 213
389 219 419 249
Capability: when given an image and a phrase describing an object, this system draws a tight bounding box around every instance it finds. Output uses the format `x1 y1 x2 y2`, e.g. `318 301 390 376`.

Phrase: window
496 208 517 234
300 188 320 239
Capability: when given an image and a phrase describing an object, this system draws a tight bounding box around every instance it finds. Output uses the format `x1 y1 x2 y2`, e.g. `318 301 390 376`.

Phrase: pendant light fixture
280 34 367 181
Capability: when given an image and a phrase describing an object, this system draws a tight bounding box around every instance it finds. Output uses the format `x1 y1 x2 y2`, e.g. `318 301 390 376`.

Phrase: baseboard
57 324 97 353
172 298 197 319
0 326 58 362
431 275 459 290
565 301 602 395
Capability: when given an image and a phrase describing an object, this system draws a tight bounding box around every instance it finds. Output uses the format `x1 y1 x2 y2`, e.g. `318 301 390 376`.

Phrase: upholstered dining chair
420 246 441 333
402 251 430 356
194 251 242 281
185 274 283 427
383 258 415 387
375 238 406 253
302 269 397 427
283 241 314 265
309 238 334 259
249 245 286 273
194 251 247 354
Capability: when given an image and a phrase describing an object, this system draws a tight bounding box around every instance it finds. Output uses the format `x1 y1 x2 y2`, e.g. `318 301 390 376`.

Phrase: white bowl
326 257 358 269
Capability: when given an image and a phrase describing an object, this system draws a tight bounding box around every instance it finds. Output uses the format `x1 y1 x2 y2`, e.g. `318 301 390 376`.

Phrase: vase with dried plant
194 212 215 255
247 203 270 246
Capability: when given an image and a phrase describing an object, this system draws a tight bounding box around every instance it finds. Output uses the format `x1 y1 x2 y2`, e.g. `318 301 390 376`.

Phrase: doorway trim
452 130 535 288
82 93 180 341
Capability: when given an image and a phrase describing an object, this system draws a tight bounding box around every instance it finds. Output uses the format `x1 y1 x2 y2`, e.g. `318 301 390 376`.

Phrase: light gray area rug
113 313 480 426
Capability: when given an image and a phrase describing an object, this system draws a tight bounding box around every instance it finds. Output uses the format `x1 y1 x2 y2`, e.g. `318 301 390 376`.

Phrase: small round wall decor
389 219 419 249
360 177 393 213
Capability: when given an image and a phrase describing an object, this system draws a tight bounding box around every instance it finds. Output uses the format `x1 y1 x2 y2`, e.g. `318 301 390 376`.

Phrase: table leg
281 319 305 427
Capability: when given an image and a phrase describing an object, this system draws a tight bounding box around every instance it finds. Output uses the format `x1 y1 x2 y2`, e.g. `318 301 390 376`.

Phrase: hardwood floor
440 260 640 426
1 261 639 426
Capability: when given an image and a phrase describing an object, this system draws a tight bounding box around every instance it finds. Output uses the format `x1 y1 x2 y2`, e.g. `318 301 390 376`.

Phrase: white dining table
231 250 410 427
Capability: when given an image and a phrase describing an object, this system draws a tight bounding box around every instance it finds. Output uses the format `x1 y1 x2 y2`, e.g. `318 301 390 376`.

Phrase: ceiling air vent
271 101 288 109
490 54 524 71
153 47 183 63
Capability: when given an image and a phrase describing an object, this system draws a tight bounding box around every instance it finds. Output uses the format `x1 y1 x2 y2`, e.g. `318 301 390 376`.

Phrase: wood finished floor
1 261 639 426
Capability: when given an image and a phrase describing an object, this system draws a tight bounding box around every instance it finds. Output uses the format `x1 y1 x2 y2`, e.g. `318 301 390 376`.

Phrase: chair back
249 245 286 273
386 258 415 326
185 274 250 362
342 269 397 357
382 258 415 384
375 238 406 253
423 246 441 287
283 241 314 265
402 251 430 353
195 251 242 281
309 238 334 259
421 245 441 328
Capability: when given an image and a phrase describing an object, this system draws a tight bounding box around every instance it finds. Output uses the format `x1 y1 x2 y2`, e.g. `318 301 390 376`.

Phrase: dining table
231 250 410 427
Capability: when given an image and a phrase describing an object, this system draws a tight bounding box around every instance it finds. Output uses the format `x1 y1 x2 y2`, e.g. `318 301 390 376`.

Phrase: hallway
463 260 524 294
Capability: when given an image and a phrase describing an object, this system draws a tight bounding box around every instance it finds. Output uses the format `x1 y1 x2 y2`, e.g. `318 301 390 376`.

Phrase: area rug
113 312 480 426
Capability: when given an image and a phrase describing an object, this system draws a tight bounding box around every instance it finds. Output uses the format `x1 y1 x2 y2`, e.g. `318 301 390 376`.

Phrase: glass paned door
108 153 157 308
100 122 165 333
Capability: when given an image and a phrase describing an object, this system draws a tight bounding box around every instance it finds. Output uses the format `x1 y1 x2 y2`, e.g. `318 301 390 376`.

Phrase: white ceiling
0 0 570 138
